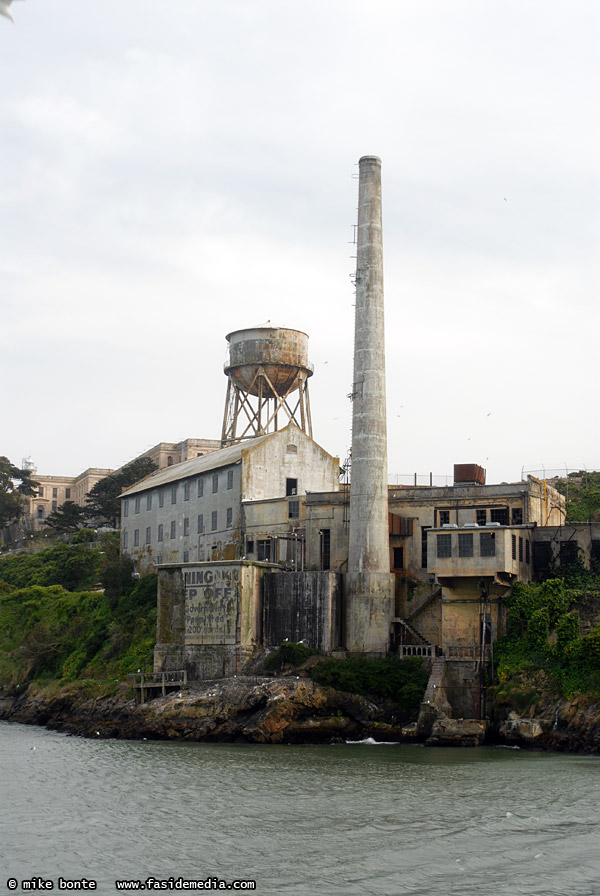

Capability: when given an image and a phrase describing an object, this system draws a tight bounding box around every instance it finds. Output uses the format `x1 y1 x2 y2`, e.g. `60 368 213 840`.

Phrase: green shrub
310 655 428 709
264 641 318 671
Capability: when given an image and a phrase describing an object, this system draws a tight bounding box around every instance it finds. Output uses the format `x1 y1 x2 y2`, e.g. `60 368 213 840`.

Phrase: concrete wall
263 571 342 653
155 561 273 680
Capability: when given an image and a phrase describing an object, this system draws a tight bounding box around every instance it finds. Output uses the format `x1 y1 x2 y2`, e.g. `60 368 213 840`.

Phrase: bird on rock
0 0 24 23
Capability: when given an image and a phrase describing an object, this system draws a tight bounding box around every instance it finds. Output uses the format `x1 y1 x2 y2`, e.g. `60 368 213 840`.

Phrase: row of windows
437 507 523 526
123 470 235 517
123 509 235 548
37 487 71 500
436 531 531 562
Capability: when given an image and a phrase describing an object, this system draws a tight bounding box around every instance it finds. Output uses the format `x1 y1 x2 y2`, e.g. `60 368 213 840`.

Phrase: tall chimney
345 155 395 654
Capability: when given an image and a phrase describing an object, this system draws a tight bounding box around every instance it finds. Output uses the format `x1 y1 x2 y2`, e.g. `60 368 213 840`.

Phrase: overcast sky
1 1 598 486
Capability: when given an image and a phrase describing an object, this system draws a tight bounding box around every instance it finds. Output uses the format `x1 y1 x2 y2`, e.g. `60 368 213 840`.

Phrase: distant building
23 437 221 531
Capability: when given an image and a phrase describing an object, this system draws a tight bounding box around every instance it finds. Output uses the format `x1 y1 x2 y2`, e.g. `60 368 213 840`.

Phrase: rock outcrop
0 677 412 744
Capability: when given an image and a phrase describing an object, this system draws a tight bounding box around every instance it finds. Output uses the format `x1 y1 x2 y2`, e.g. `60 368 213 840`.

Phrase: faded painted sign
184 566 240 645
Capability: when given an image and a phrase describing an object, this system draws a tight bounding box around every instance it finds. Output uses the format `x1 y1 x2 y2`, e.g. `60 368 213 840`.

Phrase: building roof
120 434 273 498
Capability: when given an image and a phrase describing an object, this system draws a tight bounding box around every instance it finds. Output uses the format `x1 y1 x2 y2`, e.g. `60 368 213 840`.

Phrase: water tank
224 325 313 398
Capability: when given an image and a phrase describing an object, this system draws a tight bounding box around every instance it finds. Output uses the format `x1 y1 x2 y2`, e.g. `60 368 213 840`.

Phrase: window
197 514 204 535
321 530 331 570
518 536 524 561
439 510 450 526
184 482 190 501
170 521 176 539
135 496 140 513
123 499 129 518
257 539 271 562
490 507 509 525
480 532 496 557
393 546 404 569
226 507 233 528
459 532 473 557
184 517 190 536
65 488 71 499
512 534 517 560
286 444 297 454
52 501 57 511
286 478 298 497
560 541 578 566
158 524 163 542
167 456 173 466
146 493 152 511
52 488 58 498
246 539 254 555
421 526 430 568
159 490 164 508
146 527 151 545
38 487 44 497
123 531 128 549
211 511 218 531
526 540 530 564
212 473 219 494
183 550 189 563
512 507 523 525
157 554 163 565
227 470 233 490
36 505 44 519
197 478 204 498
476 509 487 526
134 529 140 547
437 533 452 558
171 486 177 504
288 500 299 519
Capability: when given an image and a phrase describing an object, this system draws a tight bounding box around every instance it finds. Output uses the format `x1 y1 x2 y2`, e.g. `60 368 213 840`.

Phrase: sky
1 0 598 486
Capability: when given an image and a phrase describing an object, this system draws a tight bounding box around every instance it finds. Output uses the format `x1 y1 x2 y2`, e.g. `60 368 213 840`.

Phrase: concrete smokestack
345 155 395 654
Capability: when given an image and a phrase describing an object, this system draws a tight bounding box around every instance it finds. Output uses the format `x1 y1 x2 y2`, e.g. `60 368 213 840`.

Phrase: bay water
1 721 599 896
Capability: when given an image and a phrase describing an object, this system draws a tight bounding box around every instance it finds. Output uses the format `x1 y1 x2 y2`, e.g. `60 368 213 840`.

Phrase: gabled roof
120 434 271 498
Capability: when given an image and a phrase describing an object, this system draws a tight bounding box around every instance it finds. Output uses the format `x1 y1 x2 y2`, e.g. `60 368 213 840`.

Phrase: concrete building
23 438 220 531
120 424 340 571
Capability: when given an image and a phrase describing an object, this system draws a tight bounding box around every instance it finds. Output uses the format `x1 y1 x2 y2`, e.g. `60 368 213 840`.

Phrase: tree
0 456 39 529
85 457 158 528
44 500 88 534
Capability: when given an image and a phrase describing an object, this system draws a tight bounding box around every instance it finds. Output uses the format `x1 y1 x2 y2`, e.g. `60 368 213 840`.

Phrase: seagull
0 0 24 23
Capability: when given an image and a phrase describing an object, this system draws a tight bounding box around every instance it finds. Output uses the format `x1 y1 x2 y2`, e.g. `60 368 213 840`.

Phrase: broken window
257 539 271 562
286 478 298 497
476 509 487 526
511 507 523 525
393 546 404 569
439 510 450 526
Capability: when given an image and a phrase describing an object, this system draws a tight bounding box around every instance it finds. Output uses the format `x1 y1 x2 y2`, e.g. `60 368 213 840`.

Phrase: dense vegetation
493 572 600 705
311 654 429 709
552 470 600 522
0 537 157 694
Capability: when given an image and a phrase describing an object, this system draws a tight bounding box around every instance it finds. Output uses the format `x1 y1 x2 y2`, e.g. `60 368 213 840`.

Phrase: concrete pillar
345 155 395 654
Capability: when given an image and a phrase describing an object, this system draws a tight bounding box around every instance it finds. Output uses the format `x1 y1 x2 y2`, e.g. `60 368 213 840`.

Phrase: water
1 722 599 896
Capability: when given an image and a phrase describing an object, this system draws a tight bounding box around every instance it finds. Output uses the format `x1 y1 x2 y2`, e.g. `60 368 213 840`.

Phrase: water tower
221 324 314 446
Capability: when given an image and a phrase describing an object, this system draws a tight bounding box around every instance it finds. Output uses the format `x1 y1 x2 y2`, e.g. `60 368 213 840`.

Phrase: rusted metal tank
224 325 313 398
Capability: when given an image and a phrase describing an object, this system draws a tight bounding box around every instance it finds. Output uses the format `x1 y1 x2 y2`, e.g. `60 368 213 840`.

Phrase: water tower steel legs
345 156 395 654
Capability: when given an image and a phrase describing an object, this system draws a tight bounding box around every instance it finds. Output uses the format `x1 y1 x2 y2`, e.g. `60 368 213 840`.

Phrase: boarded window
389 514 413 536
437 533 452 558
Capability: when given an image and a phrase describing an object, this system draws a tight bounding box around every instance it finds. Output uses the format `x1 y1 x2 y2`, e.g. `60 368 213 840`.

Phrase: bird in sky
0 0 23 23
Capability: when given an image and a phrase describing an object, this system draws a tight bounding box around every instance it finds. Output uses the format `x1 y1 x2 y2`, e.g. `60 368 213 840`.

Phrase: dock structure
129 670 187 703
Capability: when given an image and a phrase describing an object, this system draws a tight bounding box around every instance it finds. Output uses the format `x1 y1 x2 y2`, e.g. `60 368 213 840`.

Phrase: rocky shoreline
1 676 599 753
